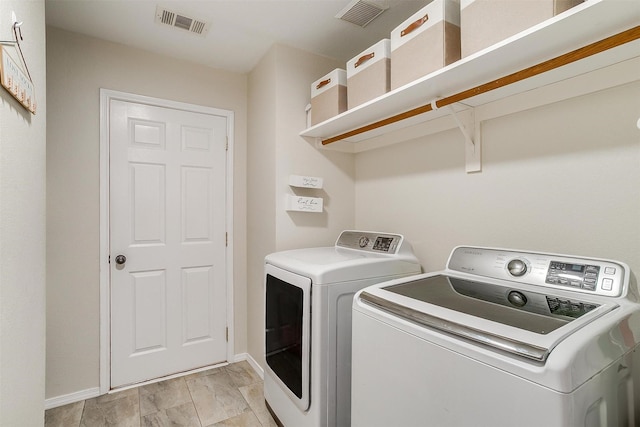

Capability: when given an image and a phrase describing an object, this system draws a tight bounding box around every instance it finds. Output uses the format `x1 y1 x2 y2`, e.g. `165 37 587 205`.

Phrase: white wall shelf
299 0 640 155
286 195 324 213
289 174 324 189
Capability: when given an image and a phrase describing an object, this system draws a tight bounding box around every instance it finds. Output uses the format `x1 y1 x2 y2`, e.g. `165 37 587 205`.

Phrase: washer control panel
546 261 600 291
448 246 627 298
336 231 403 254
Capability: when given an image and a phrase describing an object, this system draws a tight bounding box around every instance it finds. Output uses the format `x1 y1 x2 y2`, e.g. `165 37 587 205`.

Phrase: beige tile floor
44 361 277 427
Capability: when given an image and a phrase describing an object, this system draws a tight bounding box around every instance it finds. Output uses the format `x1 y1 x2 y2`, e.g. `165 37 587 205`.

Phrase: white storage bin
461 0 583 58
310 69 347 126
347 39 391 109
390 0 461 90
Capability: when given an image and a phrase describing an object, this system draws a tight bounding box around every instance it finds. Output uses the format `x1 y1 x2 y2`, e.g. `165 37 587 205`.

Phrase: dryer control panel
336 231 403 254
448 246 628 298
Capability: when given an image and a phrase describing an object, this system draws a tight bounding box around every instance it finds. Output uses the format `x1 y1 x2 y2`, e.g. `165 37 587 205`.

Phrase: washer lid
360 274 619 362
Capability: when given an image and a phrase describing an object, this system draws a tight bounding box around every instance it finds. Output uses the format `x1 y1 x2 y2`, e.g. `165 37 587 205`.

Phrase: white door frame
99 89 235 394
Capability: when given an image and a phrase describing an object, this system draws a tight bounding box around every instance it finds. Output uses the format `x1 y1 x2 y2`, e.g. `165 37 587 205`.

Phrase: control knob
507 259 528 277
507 291 528 307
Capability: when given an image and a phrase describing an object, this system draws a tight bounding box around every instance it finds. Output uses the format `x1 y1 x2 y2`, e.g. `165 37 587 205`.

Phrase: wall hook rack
0 13 21 46
0 15 36 114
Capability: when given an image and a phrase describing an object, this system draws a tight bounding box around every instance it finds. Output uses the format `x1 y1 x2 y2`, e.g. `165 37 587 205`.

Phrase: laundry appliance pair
264 231 640 427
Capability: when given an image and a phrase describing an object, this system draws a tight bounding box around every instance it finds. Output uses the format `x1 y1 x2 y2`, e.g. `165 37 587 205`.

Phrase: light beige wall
46 27 248 399
355 77 640 278
247 47 278 369
274 45 355 252
0 1 47 425
247 45 354 368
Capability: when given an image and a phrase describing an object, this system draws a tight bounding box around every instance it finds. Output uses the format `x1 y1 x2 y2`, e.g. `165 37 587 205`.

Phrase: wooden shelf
300 0 640 152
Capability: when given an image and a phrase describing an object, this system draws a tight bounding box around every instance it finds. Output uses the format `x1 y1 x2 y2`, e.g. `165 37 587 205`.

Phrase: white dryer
264 230 421 427
352 246 640 427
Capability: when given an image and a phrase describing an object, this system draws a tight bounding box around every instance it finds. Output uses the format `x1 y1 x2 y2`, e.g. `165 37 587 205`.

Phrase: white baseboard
45 387 100 410
234 352 264 379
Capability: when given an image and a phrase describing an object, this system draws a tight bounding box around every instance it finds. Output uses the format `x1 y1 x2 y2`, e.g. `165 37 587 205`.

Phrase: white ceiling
45 0 430 73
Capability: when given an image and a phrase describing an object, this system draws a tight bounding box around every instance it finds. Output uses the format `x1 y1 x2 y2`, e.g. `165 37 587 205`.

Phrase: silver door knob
115 255 127 265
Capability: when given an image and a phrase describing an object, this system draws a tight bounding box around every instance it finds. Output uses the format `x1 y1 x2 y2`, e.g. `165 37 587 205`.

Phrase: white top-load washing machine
264 230 421 427
352 246 640 427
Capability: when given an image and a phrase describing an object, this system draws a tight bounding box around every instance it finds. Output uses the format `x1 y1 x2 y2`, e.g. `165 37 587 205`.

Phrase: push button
602 278 614 291
604 267 616 275
583 279 596 291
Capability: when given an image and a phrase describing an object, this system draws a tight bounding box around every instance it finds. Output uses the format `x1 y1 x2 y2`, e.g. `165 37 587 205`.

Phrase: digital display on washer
373 237 394 252
546 261 600 291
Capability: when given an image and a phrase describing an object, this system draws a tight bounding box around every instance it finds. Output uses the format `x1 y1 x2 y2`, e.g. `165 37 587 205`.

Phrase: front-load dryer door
264 263 311 411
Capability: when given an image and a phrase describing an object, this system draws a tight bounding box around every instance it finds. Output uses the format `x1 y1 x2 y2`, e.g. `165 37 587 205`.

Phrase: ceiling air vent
336 0 389 27
155 6 211 36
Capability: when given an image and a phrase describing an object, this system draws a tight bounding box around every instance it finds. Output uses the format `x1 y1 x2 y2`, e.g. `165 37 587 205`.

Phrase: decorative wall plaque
0 45 36 114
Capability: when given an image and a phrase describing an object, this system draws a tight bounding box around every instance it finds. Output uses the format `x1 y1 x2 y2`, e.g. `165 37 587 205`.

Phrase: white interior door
109 99 228 388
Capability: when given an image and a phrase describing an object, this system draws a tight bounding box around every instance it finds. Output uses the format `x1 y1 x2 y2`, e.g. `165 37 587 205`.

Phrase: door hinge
225 136 229 151
225 327 229 342
225 232 228 247
108 255 111 264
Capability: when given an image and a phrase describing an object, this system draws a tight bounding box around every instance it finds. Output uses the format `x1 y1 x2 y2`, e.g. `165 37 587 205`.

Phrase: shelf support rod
320 25 640 146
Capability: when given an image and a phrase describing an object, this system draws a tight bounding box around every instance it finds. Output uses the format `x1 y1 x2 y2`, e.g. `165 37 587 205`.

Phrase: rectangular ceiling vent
155 6 211 36
336 0 389 27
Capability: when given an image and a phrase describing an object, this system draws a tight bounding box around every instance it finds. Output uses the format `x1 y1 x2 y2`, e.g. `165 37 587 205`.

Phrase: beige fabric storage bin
461 0 583 58
310 69 347 126
390 0 461 90
347 39 391 109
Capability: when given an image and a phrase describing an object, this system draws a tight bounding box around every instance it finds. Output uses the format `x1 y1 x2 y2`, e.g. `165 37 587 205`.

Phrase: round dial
358 236 370 248
507 259 528 277
507 290 528 307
